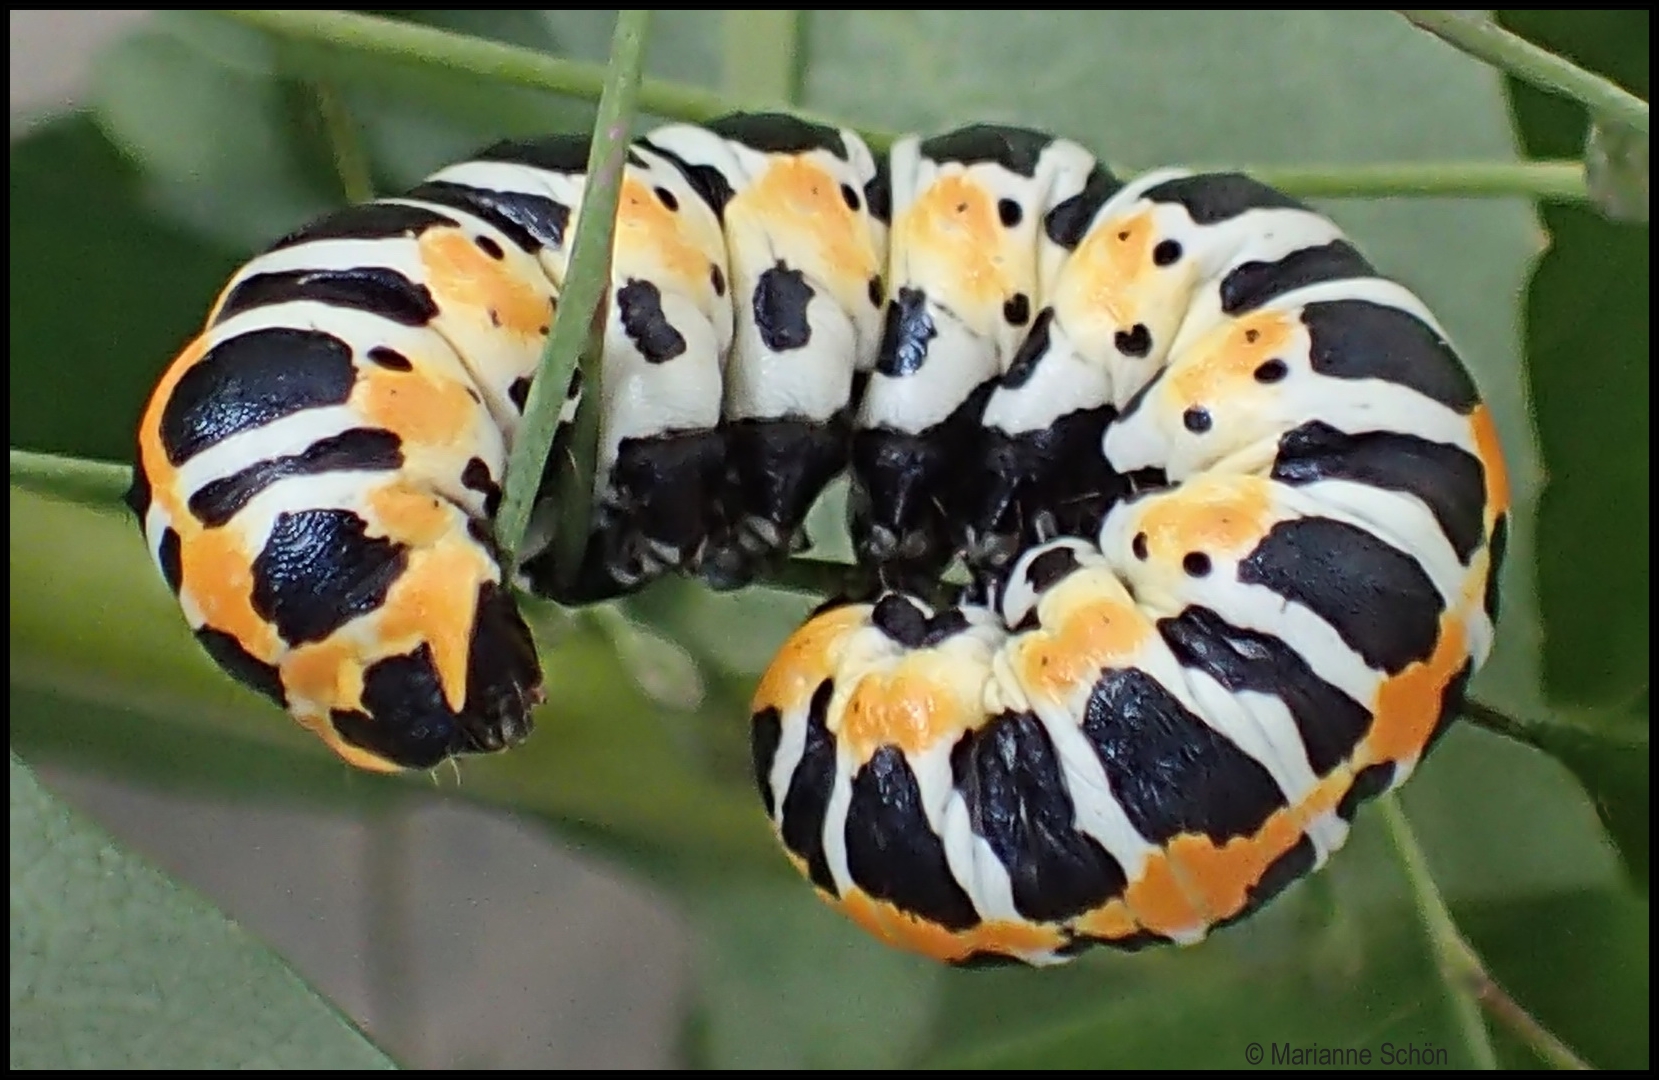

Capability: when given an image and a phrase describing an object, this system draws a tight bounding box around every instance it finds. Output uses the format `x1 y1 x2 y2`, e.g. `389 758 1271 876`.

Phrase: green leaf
9 451 130 511
1498 10 1651 708
7 114 241 464
920 890 1465 1069
1458 887 1650 1069
1491 11 1650 894
683 877 941 1069
8 753 396 1069
89 14 343 249
1527 707 1650 892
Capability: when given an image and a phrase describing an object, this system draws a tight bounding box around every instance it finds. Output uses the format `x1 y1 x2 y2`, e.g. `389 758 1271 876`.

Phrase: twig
494 10 652 566
1398 10 1648 136
1380 795 1590 1070
310 78 374 204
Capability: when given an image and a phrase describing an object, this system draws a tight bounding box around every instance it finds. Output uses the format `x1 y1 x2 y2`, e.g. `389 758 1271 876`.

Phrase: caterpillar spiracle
128 112 1510 965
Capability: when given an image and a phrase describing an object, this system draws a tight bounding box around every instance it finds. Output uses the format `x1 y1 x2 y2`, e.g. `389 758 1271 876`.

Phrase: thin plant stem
1380 795 1591 1070
223 9 735 129
494 10 652 566
1399 10 1648 136
310 78 374 204
1243 160 1586 202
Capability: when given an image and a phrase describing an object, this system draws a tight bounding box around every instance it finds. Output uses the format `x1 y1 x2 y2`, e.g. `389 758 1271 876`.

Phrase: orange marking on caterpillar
1467 404 1511 519
1069 898 1143 943
753 602 869 716
135 335 213 525
1121 847 1207 938
1169 310 1302 403
1134 474 1278 562
293 703 405 775
836 651 988 761
835 888 1066 964
180 528 279 657
1055 206 1161 327
374 535 493 713
1162 769 1351 924
357 361 478 450
896 173 1010 309
419 228 550 340
614 177 722 296
366 484 455 548
1365 614 1469 767
731 157 882 294
1011 573 1154 704
282 637 365 714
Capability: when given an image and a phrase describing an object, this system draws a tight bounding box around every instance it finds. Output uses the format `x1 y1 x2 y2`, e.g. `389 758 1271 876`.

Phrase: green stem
721 10 806 106
495 10 652 567
1399 10 1648 136
1380 796 1590 1070
219 9 1593 203
310 78 374 204
1380 795 1498 1069
222 9 733 128
1459 697 1551 748
1245 160 1586 202
547 339 602 593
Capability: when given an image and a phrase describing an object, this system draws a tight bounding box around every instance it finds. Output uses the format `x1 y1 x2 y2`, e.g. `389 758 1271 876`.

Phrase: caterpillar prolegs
128 112 1509 964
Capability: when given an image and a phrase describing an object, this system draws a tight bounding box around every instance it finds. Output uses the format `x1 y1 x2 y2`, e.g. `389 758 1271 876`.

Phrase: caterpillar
127 112 1509 965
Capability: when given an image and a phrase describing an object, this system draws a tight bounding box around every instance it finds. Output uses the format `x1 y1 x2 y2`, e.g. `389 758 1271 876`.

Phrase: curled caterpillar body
130 107 1509 958
751 157 1509 964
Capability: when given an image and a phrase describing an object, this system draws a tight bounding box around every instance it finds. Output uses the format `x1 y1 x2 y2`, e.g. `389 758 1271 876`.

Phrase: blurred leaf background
9 9 1648 1070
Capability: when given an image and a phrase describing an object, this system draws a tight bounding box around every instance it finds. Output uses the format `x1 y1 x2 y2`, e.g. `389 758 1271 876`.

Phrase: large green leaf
1496 9 1650 892
8 754 395 1069
1459 885 1650 1070
1499 10 1649 707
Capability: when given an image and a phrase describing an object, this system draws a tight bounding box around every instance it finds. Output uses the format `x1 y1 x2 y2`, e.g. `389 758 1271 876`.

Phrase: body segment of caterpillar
129 111 1508 963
